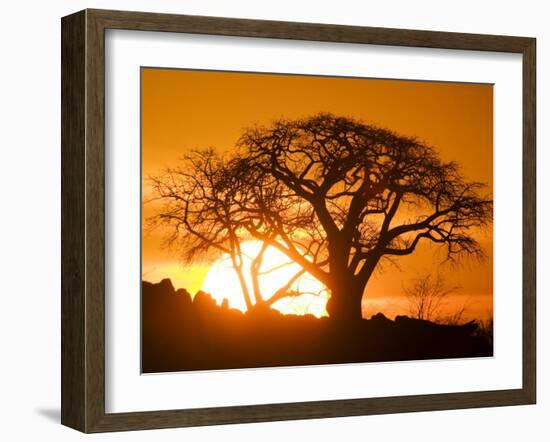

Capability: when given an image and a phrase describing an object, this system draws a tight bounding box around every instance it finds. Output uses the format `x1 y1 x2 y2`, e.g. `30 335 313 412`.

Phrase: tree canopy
150 113 493 321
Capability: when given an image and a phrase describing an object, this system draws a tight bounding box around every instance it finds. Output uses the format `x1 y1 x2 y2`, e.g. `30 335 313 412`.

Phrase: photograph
141 68 494 373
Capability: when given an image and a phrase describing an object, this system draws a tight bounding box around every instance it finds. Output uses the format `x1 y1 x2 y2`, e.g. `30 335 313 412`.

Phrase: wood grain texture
60 8 537 433
89 8 532 52
522 38 537 403
84 10 107 433
61 10 86 432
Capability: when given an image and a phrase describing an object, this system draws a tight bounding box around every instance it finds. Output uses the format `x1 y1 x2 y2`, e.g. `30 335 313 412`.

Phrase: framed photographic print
61 9 536 433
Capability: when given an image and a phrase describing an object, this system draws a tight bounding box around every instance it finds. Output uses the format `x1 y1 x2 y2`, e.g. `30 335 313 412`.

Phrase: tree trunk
326 241 365 322
326 253 381 322
326 279 364 322
229 253 253 311
250 242 268 306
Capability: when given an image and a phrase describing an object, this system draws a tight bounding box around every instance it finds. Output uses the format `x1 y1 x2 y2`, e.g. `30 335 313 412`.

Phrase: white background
0 0 547 440
106 30 523 413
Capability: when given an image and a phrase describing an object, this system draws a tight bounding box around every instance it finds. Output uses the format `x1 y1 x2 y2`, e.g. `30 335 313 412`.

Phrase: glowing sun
201 241 328 317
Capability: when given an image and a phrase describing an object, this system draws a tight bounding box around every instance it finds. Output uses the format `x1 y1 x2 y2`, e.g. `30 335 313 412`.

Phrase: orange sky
141 68 493 320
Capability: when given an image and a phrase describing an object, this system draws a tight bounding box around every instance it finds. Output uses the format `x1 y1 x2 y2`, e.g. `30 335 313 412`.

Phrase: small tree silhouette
404 273 459 322
150 113 492 322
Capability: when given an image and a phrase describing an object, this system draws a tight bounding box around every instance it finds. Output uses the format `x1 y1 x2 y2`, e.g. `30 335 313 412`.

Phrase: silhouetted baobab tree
151 113 492 322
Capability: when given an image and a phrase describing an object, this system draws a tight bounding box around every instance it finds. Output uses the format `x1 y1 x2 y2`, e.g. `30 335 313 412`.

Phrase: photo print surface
141 68 494 373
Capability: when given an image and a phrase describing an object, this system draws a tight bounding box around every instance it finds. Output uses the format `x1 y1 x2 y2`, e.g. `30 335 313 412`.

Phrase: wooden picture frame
61 8 536 433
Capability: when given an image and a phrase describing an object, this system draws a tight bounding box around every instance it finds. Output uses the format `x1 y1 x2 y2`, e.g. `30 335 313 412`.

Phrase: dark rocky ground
142 279 493 373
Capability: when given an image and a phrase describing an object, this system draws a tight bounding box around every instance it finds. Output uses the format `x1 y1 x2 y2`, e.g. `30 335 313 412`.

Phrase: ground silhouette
142 279 492 373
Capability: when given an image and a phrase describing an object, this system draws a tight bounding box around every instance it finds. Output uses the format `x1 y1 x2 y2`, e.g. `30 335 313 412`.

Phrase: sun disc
201 241 328 317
